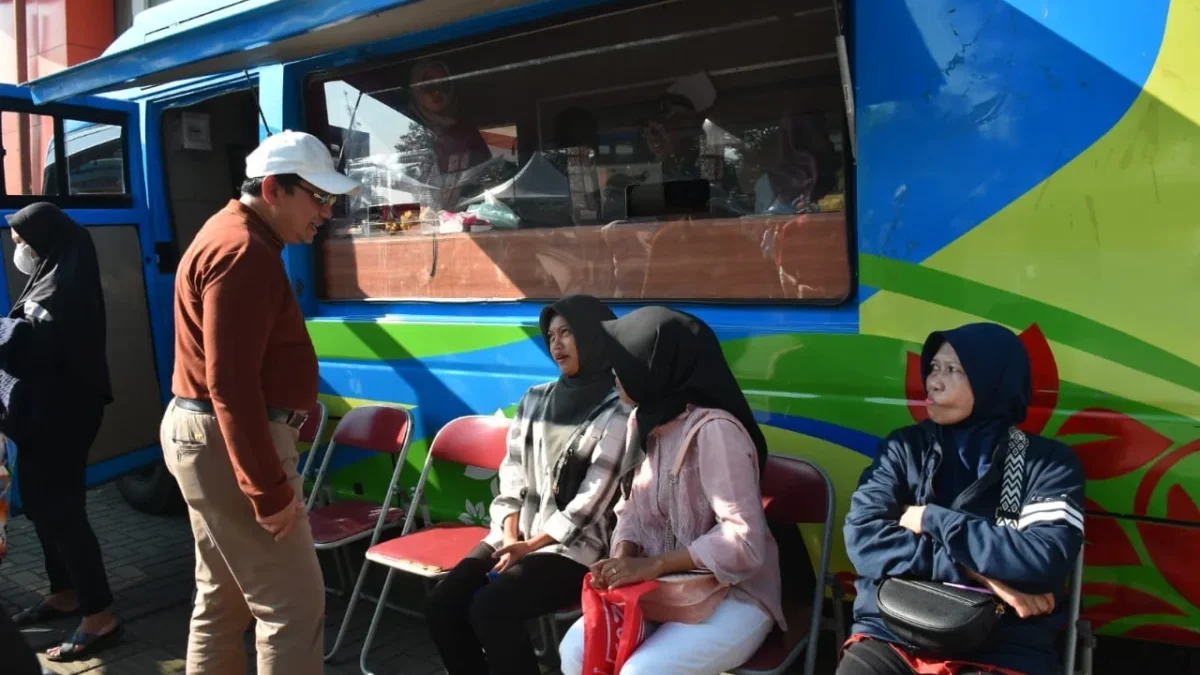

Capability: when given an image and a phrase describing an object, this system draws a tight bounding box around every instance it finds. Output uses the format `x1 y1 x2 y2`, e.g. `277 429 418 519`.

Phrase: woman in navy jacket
838 323 1085 675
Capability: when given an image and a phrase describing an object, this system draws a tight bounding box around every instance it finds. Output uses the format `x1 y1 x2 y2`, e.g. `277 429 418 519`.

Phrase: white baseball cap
245 130 361 195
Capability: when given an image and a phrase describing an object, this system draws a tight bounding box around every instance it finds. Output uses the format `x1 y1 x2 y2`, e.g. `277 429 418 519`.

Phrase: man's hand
588 556 661 590
492 540 531 574
965 569 1056 619
899 505 926 534
257 498 305 542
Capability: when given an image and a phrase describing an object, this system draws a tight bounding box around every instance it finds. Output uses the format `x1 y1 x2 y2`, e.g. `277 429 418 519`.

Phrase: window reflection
309 0 851 303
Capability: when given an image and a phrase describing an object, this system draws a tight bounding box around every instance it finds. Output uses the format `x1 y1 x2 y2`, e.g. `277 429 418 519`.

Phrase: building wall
0 0 153 196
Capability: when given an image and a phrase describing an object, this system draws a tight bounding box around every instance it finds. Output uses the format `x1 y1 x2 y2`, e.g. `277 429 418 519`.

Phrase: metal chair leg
325 552 375 662
336 548 354 593
1078 619 1095 675
360 567 398 675
832 586 847 648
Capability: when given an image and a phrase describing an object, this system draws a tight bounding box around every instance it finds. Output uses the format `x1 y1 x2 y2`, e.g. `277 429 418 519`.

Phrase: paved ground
0 485 844 674
5 484 1196 674
0 485 463 674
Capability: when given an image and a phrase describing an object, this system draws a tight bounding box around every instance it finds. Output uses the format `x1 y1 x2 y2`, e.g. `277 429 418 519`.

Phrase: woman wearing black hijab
839 323 1085 675
2 203 119 661
558 306 784 675
426 295 633 675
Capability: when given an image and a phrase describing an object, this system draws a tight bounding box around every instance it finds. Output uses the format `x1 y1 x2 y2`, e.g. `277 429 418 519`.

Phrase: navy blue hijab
920 323 1032 502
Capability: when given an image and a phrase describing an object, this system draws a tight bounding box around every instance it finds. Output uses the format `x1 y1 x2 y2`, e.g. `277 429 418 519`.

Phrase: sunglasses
298 181 338 207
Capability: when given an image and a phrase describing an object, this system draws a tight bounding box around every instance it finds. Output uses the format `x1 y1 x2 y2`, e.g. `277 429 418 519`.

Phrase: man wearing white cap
160 131 358 675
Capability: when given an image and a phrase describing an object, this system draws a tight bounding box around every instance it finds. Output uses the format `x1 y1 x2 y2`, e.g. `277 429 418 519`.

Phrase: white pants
558 594 774 675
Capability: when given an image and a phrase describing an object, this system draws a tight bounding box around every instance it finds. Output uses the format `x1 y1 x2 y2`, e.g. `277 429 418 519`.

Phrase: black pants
837 639 1007 675
16 404 113 616
426 542 588 675
0 604 43 675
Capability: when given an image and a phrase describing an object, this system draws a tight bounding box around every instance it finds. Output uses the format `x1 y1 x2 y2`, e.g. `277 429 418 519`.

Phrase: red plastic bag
580 573 659 675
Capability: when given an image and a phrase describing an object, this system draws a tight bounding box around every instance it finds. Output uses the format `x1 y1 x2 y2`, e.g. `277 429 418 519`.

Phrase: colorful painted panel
307 0 1200 647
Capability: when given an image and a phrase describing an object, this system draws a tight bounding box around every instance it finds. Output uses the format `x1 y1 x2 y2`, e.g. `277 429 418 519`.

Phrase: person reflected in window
425 295 635 675
643 94 706 182
639 94 746 217
558 306 784 675
406 59 493 209
838 323 1085 675
1 203 120 662
553 107 603 225
754 111 839 216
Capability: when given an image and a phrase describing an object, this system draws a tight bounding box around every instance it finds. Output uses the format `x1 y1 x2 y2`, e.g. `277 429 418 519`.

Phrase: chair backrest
756 453 837 675
398 414 511 536
298 401 329 503
1063 549 1086 675
299 400 327 445
761 454 834 526
331 404 413 455
428 414 511 471
306 404 413 512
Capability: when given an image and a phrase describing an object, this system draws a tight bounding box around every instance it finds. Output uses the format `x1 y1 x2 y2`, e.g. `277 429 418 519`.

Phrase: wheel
116 461 184 514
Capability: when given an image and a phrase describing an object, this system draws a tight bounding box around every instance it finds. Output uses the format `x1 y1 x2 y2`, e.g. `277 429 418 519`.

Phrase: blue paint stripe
756 410 881 459
313 301 858 340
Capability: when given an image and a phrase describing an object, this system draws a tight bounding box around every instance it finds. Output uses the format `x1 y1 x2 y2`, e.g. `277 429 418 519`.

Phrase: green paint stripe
308 320 539 361
862 254 1200 394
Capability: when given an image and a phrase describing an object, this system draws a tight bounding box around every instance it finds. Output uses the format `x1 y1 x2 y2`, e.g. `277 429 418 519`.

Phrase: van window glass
307 0 851 303
63 121 127 195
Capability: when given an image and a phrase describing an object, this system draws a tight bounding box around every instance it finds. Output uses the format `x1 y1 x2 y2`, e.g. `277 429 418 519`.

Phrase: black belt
173 397 309 430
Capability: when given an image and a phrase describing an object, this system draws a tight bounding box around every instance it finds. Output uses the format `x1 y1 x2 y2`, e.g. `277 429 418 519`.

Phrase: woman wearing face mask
425 294 634 675
837 323 1085 675
1 203 119 662
557 306 784 675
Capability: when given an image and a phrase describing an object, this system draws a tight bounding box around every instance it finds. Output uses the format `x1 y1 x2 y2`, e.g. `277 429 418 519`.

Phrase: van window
63 121 127 195
306 0 851 303
1 104 131 207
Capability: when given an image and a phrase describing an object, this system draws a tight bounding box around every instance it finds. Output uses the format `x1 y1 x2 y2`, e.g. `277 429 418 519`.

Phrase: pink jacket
611 405 786 630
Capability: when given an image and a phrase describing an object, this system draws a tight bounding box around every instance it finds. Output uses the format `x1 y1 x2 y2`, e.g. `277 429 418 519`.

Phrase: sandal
12 599 80 627
44 622 124 662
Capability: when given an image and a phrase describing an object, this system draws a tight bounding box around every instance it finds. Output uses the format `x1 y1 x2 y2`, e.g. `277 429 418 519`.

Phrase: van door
0 83 169 489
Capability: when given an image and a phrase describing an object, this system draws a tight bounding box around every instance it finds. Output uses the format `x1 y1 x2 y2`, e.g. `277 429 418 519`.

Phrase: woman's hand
964 568 1056 619
986 578 1055 619
899 505 926 534
492 540 531 573
589 556 662 589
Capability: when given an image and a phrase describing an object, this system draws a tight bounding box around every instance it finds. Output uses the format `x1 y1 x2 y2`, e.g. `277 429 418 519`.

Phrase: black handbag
551 402 619 511
876 427 1029 654
876 577 1005 653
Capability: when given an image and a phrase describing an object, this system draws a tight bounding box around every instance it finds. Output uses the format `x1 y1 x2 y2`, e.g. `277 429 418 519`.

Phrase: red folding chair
732 454 837 675
307 405 413 662
357 414 511 675
297 400 329 506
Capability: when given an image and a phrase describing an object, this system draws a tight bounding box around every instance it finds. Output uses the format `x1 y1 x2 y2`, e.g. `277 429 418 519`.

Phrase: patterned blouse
485 384 631 566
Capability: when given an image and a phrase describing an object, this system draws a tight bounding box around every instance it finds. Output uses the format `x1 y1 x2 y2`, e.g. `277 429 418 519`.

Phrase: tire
116 461 184 514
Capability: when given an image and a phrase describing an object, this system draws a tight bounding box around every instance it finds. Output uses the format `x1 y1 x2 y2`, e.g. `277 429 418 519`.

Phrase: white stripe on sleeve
1018 500 1084 532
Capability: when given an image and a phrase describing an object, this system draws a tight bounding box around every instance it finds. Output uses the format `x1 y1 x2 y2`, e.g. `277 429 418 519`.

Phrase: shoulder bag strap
995 427 1029 528
670 410 721 477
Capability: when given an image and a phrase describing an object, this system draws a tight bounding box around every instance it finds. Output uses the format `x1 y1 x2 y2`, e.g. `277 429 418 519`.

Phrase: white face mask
13 242 39 276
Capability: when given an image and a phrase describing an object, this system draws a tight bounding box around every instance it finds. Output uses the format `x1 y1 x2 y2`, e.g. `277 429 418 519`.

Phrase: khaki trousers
160 399 325 675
